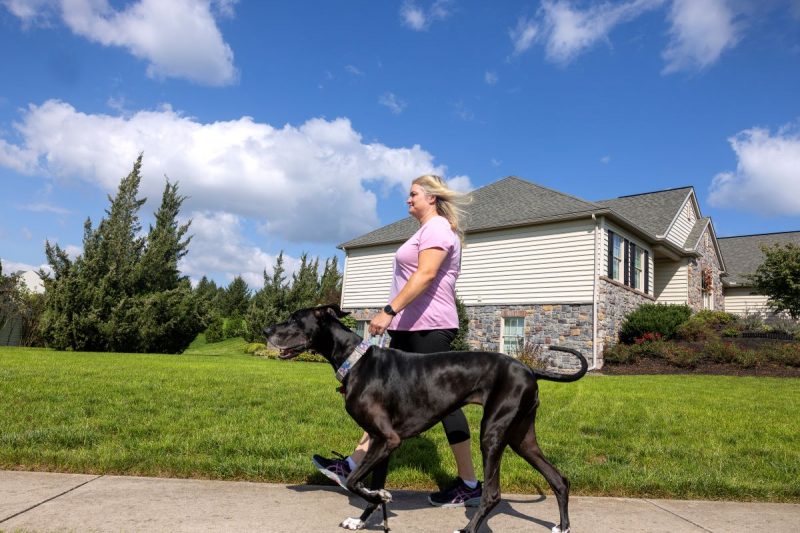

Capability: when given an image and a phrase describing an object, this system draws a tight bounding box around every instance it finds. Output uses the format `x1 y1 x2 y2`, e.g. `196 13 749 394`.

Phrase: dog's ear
313 304 350 319
325 304 350 318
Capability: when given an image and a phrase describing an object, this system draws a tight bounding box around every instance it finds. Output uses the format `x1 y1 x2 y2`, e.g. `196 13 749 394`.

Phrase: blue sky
1 0 799 289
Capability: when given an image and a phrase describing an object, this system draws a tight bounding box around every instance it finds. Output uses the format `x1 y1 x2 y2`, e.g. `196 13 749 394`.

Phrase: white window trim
501 316 524 355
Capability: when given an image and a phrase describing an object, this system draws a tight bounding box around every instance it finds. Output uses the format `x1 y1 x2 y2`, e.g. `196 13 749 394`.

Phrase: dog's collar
336 341 371 383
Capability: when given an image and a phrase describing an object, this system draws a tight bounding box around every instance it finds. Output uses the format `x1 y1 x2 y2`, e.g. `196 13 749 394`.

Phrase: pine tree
317 256 342 305
135 179 191 293
288 253 319 311
246 252 289 341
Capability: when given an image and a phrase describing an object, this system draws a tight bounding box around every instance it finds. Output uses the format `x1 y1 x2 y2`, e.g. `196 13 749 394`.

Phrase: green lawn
1 346 798 502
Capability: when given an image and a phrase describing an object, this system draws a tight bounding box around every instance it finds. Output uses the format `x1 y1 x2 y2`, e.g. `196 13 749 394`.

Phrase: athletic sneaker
428 477 482 507
312 452 352 489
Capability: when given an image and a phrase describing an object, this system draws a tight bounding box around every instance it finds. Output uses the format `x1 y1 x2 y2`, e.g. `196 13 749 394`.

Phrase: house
0 270 44 346
718 232 800 316
337 176 768 369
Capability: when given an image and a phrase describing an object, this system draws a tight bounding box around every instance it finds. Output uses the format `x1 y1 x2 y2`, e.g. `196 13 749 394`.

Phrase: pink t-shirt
389 215 461 331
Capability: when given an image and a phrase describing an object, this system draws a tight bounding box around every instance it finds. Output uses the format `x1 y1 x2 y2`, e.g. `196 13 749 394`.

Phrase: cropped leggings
387 328 471 445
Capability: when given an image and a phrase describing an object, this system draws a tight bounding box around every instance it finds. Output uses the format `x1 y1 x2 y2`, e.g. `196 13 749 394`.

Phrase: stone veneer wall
344 305 593 372
687 230 725 312
597 277 655 358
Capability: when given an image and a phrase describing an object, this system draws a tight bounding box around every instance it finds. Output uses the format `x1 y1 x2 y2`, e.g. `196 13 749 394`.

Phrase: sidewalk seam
644 499 714 532
0 474 104 525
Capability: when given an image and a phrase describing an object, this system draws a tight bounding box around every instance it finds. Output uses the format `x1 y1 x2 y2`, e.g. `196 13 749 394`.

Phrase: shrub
339 314 357 331
721 327 740 338
661 344 700 369
766 342 800 367
619 304 692 344
768 317 800 337
675 319 716 341
704 340 739 364
692 310 737 327
734 349 759 368
223 314 248 339
244 342 266 354
740 311 767 332
516 341 548 370
205 315 224 343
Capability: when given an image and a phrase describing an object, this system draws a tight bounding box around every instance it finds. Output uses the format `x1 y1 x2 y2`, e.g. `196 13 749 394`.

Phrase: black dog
264 304 587 533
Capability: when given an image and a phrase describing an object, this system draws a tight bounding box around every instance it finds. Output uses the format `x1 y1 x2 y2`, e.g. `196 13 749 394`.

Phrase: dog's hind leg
456 398 518 533
508 412 571 533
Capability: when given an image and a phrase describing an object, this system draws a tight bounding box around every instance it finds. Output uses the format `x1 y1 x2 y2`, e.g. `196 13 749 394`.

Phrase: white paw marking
551 527 570 533
340 517 366 530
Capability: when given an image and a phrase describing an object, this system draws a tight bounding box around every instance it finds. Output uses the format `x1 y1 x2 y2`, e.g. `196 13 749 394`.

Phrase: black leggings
388 329 471 445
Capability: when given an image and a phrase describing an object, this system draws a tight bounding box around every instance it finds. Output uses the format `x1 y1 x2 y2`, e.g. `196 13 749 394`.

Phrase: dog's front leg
340 435 399 532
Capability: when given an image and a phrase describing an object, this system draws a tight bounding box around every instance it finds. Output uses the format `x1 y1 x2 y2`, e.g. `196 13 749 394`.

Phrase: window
611 233 623 281
502 317 524 355
608 230 649 295
633 247 644 290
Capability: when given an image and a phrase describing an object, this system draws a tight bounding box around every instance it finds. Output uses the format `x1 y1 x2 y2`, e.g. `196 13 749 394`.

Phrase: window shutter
630 243 637 288
607 230 614 278
623 239 630 285
644 251 650 294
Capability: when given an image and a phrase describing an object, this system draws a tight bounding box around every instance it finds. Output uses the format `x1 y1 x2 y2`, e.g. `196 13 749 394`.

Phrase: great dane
264 304 587 533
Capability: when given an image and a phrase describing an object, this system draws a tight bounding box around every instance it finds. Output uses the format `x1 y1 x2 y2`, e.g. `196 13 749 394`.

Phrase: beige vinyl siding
654 259 688 304
666 198 696 248
724 287 770 316
457 220 595 304
341 244 396 308
602 221 654 294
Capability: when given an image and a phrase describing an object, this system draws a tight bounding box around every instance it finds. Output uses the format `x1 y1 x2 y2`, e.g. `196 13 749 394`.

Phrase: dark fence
741 331 795 341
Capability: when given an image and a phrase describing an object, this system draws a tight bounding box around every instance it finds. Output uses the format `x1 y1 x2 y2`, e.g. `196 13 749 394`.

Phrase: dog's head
263 304 351 360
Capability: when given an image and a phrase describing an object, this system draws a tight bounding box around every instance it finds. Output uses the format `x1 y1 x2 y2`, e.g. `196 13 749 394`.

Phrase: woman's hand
369 311 393 337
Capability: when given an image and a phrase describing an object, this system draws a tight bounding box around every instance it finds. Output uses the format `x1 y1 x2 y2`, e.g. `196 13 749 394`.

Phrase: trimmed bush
619 304 692 344
205 315 224 343
766 342 800 367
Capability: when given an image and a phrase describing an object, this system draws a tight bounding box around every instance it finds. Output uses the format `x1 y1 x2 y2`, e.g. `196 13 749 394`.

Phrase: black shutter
623 239 630 285
644 250 650 294
607 230 614 278
630 243 636 288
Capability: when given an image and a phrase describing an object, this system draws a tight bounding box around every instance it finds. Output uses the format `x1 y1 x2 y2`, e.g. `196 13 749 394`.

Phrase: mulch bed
600 337 800 378
601 359 800 378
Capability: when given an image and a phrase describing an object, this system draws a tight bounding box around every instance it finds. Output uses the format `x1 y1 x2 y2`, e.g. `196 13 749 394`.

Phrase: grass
1 345 799 502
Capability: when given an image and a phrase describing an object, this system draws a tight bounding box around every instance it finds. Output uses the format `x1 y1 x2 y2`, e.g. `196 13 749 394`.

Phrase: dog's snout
263 325 275 337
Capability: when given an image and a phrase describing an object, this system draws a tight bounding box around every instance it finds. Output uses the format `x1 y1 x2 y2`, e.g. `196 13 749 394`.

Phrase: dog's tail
528 346 588 382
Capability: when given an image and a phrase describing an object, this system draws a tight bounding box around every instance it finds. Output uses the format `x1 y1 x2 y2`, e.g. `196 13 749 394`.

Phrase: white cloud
2 0 237 86
19 202 72 214
445 175 473 192
662 0 740 74
509 16 539 55
0 258 48 274
345 64 364 76
539 0 665 65
0 99 462 247
484 71 498 85
601 155 611 164
400 0 453 31
379 92 408 114
709 123 800 215
180 211 297 290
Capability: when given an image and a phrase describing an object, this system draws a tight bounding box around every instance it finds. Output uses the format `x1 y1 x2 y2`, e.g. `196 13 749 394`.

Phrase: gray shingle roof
718 231 800 286
594 187 694 238
339 176 602 249
684 217 710 250
339 177 696 250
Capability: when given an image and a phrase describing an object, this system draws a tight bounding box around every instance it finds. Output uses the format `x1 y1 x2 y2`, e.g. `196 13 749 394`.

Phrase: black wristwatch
383 304 397 316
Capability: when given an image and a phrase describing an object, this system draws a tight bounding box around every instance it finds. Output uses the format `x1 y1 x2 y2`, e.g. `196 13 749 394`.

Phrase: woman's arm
368 247 447 336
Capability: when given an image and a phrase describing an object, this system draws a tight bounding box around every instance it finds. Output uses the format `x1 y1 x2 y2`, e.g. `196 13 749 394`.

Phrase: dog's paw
551 527 570 533
340 517 366 530
376 489 392 503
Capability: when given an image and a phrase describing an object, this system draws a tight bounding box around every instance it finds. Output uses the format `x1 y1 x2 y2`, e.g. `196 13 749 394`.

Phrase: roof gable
595 187 694 238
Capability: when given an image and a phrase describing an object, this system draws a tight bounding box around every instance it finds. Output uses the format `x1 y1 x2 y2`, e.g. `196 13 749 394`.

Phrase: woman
312 174 481 507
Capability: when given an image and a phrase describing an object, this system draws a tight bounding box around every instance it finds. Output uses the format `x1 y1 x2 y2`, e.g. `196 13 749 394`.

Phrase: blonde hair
412 174 472 243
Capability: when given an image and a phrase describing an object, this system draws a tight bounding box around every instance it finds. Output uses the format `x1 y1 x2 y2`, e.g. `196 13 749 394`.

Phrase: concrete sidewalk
1 471 798 532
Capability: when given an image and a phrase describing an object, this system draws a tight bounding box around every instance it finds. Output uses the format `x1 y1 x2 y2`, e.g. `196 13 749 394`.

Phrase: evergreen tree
317 256 342 305
40 154 203 353
221 276 251 317
288 253 319 310
246 252 289 341
135 179 191 293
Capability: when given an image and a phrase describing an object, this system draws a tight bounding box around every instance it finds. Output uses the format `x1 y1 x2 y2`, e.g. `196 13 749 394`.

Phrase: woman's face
407 183 436 220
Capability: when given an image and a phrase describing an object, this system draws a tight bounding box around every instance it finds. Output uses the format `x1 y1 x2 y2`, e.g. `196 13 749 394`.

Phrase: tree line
2 155 341 353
